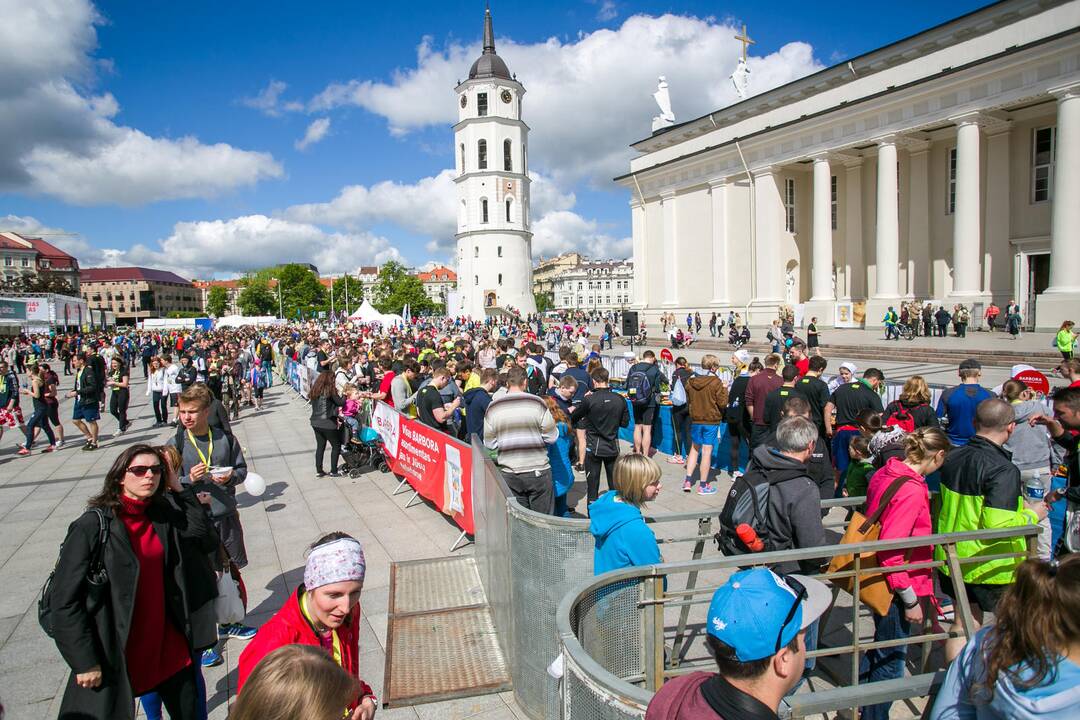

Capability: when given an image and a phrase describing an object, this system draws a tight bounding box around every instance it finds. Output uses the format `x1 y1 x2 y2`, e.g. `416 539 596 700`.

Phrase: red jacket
237 587 373 707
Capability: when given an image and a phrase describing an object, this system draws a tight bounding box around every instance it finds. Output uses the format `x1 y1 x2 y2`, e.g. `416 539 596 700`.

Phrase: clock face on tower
501 89 512 104
460 95 467 108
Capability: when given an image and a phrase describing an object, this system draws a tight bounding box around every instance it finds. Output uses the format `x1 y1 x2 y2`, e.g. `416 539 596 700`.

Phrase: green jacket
1056 329 1076 353
933 436 1038 585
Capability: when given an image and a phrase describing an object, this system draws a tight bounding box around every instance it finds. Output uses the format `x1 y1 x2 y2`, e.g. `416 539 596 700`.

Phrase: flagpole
330 275 335 320
345 272 350 317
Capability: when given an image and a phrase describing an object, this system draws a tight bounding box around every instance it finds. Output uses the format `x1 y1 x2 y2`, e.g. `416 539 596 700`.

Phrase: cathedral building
618 0 1080 329
454 8 536 318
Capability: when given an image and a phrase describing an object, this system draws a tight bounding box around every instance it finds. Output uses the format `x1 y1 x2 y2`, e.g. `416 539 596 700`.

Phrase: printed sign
1014 369 1050 396
0 299 27 320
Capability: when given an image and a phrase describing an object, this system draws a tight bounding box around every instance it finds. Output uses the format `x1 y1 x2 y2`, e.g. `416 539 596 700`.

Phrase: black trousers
151 390 168 423
150 663 200 720
142 356 151 377
110 389 129 430
749 424 770 450
584 454 617 507
313 425 343 473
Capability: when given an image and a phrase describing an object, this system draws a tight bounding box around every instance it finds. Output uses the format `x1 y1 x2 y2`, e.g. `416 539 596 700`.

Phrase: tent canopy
349 300 383 322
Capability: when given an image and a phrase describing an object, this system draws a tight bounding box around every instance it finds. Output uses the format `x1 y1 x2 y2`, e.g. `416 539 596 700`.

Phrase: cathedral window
505 199 512 222
498 273 503 285
477 92 488 117
1032 126 1055 203
830 175 838 230
497 245 502 257
481 198 489 223
474 246 479 258
947 148 957 214
784 178 796 233
460 143 465 173
475 276 479 286
503 139 512 171
478 140 487 169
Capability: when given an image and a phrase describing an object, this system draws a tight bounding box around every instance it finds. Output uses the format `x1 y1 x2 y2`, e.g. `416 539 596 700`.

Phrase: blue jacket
588 490 661 576
930 627 1080 719
463 387 492 440
548 422 574 498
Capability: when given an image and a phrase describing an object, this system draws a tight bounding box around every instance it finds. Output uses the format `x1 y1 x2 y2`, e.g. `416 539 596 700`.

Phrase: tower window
498 273 503 285
474 246 479 258
503 139 512 172
478 140 487 170
505 199 512 222
477 92 488 117
497 245 502 257
460 143 465 174
475 275 479 286
481 199 489 223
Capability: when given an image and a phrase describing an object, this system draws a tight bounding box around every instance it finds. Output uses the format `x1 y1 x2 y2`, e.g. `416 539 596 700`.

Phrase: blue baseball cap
707 568 831 662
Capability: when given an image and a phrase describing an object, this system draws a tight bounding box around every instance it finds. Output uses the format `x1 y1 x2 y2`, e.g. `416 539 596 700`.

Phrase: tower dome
468 7 512 80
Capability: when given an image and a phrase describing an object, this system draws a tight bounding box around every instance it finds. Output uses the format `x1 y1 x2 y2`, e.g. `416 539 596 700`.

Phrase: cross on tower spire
735 24 755 62
483 4 496 55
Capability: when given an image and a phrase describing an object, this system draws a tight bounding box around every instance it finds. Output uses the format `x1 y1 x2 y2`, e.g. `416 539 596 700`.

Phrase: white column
874 139 900 299
630 199 648 308
1038 83 1080 328
751 168 784 313
951 114 982 297
844 158 864 299
708 179 729 304
810 155 833 301
660 190 678 306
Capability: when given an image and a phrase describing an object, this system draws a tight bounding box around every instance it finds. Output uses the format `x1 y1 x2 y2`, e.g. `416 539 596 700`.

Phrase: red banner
372 401 474 535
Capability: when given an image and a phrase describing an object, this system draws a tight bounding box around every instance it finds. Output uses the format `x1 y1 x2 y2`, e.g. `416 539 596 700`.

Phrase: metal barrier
556 525 1041 719
469 439 863 720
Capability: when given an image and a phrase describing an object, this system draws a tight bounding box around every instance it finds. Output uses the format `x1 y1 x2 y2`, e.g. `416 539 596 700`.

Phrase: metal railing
555 524 1040 719
469 439 863 720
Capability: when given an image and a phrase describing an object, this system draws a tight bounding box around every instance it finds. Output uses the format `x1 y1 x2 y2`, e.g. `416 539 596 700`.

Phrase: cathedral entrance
485 292 497 308
1023 252 1051 331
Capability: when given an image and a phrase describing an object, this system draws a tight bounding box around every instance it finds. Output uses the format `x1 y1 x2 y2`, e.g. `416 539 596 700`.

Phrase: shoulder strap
859 476 915 534
87 508 110 576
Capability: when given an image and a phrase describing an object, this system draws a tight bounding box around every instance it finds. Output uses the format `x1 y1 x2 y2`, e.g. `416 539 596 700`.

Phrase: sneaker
682 479 693 493
697 483 718 496
731 470 744 480
315 471 327 478
666 455 685 464
220 623 257 640
17 446 30 456
201 647 224 667
87 441 99 451
42 445 56 453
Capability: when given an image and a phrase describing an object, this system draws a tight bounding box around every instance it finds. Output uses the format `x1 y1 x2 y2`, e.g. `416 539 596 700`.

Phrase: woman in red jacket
238 532 377 719
858 427 951 720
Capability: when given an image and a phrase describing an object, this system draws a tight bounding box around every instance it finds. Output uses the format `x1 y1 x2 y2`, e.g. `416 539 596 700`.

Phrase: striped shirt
483 391 558 473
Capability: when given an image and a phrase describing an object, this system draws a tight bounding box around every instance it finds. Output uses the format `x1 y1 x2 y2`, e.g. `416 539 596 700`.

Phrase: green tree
276 263 326 319
329 275 366 315
534 291 554 314
237 278 278 316
371 261 434 315
206 286 229 317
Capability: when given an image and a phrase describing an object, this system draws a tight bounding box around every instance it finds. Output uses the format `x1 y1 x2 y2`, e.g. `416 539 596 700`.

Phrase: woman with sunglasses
48 444 220 720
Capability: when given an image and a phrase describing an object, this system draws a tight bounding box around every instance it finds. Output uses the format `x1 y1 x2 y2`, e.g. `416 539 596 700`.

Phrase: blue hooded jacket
548 422 574 498
588 490 661 576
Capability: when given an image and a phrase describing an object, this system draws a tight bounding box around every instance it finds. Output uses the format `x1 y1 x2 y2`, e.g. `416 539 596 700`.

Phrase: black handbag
39 508 110 638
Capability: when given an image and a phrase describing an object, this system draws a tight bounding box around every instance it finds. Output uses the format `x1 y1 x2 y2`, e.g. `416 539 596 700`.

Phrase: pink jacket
864 455 934 596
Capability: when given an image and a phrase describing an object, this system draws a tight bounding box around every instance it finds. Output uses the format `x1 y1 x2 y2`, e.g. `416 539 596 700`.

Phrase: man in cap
937 359 995 446
645 568 830 720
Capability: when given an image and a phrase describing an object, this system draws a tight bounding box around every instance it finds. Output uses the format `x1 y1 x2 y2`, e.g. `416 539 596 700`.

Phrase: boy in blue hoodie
589 454 663 575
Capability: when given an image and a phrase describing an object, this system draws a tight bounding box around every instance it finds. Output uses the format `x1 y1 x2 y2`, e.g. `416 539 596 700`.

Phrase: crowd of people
4 306 1078 720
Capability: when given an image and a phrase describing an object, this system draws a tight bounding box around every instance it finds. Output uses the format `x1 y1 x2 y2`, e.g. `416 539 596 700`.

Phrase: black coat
51 489 219 720
309 392 345 430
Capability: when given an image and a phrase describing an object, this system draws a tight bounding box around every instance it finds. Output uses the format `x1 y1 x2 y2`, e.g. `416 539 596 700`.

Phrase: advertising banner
373 401 474 535
0 299 27 321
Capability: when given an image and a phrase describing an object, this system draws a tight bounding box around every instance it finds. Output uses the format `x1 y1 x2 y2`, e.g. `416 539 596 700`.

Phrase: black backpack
626 368 653 407
716 466 778 556
39 508 110 638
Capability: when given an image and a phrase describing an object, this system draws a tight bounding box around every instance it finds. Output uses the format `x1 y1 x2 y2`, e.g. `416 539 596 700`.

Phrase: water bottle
735 523 764 552
1025 472 1046 502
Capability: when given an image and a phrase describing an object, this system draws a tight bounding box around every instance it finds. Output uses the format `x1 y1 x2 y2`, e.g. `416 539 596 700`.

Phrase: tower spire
483 5 496 55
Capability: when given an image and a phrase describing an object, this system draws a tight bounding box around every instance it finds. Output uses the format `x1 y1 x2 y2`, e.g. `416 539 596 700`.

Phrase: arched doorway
485 292 497 307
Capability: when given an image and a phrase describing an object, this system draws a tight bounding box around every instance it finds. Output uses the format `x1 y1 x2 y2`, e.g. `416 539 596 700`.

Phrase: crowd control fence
555 524 1040 720
469 439 864 720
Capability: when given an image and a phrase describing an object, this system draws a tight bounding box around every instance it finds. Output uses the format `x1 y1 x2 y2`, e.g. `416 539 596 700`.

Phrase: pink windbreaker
864 455 934 596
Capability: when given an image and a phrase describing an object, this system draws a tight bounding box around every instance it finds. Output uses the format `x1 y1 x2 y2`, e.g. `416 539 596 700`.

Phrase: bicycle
895 323 916 341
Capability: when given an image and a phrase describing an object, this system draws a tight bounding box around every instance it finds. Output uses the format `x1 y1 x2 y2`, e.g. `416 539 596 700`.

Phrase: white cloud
304 13 823 186
596 1 618 22
295 118 332 151
0 0 283 205
532 210 630 259
241 79 287 116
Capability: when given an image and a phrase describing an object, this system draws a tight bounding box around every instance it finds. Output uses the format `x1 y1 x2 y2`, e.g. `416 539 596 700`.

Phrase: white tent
349 300 383 323
380 313 405 327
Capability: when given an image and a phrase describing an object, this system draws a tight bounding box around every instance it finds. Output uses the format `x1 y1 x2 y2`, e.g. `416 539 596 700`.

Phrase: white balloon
244 472 266 498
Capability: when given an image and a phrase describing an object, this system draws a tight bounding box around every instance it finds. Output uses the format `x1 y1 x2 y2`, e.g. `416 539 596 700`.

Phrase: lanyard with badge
187 429 213 470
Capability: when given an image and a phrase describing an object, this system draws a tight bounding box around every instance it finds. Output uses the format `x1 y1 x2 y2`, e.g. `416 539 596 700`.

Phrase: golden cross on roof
735 24 755 62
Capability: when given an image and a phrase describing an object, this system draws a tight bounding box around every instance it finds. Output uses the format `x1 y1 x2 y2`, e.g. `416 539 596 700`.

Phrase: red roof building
0 232 81 291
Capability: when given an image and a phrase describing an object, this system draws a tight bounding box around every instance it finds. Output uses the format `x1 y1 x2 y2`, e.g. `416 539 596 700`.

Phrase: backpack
39 508 110 638
670 376 687 407
525 365 546 396
716 466 783 556
626 368 653 407
885 403 923 433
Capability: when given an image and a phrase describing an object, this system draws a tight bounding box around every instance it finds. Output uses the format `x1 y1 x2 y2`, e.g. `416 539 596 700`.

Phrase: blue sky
1 0 995 279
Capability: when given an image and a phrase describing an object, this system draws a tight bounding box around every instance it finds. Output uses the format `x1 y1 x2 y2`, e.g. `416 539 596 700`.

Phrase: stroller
729 325 751 349
340 425 390 478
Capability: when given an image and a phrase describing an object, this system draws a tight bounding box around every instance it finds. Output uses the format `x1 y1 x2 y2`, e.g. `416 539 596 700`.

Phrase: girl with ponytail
930 555 1080 719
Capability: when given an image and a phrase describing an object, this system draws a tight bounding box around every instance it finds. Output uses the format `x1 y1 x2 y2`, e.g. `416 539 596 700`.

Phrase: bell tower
454 7 535 318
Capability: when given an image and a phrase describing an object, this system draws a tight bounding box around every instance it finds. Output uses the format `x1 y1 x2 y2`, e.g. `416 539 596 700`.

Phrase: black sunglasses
127 464 163 478
775 574 808 653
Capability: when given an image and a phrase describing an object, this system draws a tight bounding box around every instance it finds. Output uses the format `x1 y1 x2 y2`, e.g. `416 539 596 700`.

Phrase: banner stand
392 477 410 495
449 529 469 553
